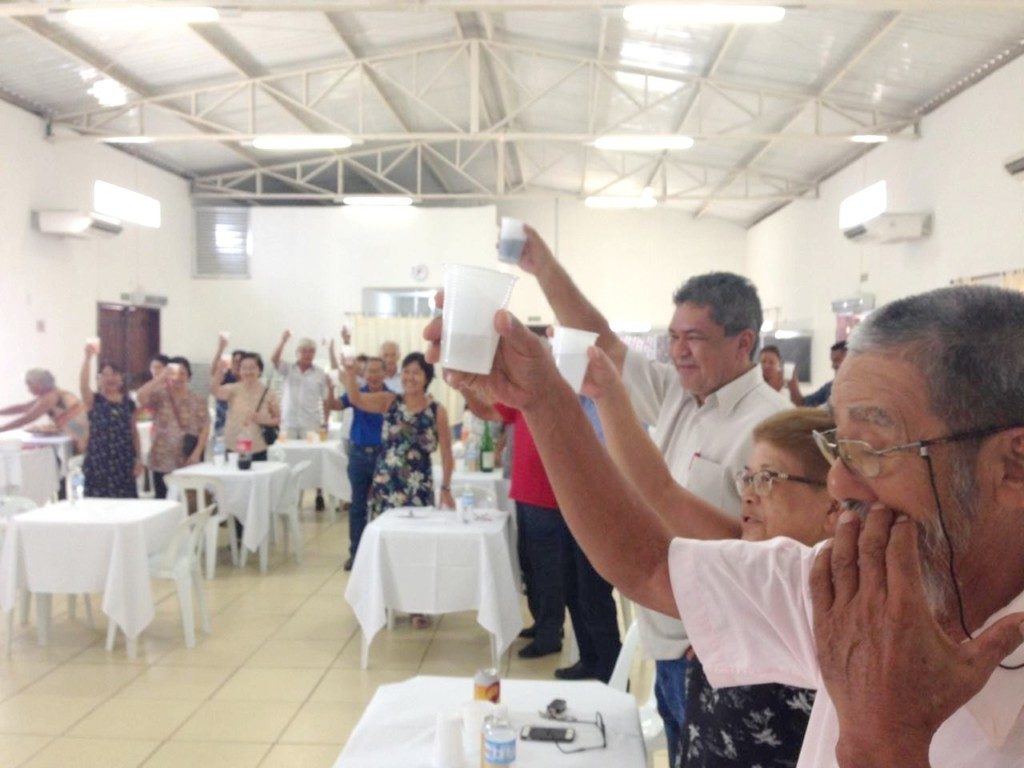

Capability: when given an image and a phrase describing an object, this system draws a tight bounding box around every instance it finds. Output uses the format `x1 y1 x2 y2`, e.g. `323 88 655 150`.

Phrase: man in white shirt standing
513 227 788 765
380 341 402 394
427 283 1024 767
272 331 331 510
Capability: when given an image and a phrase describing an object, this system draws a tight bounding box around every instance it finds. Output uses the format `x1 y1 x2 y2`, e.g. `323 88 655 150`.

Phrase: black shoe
315 493 326 512
343 556 354 571
517 642 561 659
518 625 537 639
554 661 597 680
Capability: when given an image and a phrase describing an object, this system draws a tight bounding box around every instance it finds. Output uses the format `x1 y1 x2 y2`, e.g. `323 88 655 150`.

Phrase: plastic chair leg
192 566 211 634
175 576 196 648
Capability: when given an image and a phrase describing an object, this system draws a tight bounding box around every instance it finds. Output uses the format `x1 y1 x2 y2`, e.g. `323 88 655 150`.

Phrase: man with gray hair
271 330 330 439
509 227 788 764
380 341 402 393
427 283 1024 767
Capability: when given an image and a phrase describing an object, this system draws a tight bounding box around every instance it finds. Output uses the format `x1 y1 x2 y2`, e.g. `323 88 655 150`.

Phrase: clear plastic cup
552 326 599 392
442 265 517 375
783 361 796 380
86 336 101 354
497 217 526 264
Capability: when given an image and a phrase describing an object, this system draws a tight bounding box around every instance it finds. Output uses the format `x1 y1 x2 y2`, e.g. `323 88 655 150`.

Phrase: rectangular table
7 429 75 479
345 507 523 669
334 676 646 768
0 447 59 505
169 460 289 563
0 499 184 646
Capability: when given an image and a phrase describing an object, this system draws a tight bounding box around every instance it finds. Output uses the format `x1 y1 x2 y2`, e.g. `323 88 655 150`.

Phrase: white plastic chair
113 503 214 651
276 460 311 564
267 445 286 463
606 621 664 766
165 475 234 579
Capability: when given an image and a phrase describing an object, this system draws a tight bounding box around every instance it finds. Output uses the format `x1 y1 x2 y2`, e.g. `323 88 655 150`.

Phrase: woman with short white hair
0 367 89 451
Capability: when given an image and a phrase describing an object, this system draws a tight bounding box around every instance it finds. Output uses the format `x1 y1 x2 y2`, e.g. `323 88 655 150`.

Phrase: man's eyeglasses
812 424 1023 479
555 712 606 754
734 468 825 497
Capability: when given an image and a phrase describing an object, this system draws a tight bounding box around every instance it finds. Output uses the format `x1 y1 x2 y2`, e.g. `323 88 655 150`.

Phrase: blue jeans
655 656 689 768
346 445 380 559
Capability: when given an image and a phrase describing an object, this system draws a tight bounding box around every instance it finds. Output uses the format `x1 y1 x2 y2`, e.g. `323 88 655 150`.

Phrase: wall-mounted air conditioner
34 210 123 238
842 213 932 244
1005 152 1024 182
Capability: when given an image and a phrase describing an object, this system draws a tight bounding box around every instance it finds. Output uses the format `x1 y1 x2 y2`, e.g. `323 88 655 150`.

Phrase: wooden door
96 304 160 390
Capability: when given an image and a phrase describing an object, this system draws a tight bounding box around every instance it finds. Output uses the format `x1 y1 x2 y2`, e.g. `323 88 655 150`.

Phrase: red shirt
493 403 559 510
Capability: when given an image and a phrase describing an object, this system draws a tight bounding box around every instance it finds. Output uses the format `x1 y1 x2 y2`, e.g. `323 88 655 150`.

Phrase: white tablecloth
7 429 75 478
0 499 184 639
275 440 351 501
345 508 523 668
334 676 645 768
0 448 59 505
169 461 289 553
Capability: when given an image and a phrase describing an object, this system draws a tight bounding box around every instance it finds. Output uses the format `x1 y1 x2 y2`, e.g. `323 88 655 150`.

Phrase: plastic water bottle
482 705 516 767
213 435 226 466
459 488 475 524
70 466 85 504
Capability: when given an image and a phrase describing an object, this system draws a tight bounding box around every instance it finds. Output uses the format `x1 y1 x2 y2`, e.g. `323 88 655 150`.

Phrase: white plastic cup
552 326 599 392
497 217 526 264
432 711 464 768
783 361 796 380
86 336 101 354
441 265 517 375
461 701 496 762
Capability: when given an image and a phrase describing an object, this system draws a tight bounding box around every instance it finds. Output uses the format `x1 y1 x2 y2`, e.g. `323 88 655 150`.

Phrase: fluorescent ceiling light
584 196 658 210
839 180 887 229
593 134 694 151
850 134 889 144
94 180 161 228
101 136 154 145
63 6 219 27
773 330 802 339
250 134 354 151
341 195 414 207
88 78 127 108
624 4 786 26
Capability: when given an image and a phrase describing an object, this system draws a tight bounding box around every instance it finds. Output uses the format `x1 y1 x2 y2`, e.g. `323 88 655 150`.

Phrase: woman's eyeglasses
734 468 825 497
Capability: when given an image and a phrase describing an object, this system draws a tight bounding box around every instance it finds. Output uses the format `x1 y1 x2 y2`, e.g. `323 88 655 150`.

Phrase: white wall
0 99 195 407
747 54 1024 388
496 197 749 328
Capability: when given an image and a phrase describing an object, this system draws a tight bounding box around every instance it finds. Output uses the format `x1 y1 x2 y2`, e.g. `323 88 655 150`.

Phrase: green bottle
480 421 495 473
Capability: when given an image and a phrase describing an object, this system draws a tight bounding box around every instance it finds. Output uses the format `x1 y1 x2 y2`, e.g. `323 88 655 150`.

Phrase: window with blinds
194 207 251 278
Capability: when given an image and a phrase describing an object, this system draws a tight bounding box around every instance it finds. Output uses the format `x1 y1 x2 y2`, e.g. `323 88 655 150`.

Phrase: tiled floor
1 499 666 767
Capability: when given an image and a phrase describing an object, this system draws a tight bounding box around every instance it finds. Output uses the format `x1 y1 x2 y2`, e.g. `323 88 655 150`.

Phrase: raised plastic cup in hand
552 326 599 393
497 217 526 264
442 264 517 375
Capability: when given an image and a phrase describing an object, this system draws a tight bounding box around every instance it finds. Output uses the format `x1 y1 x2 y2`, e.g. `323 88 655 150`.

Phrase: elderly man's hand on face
423 290 562 411
810 505 1024 768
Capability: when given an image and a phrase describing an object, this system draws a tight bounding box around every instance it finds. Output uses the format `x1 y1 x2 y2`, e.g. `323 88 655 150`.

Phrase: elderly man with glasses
427 283 1024 767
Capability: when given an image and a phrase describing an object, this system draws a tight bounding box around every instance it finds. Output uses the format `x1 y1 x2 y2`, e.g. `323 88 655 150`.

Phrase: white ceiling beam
6 1 1024 14
693 11 904 218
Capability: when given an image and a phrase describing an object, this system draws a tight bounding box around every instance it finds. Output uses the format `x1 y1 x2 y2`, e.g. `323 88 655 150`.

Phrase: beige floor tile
20 736 158 768
308 668 410 704
0 733 52 766
155 636 260 667
244 639 345 669
117 665 235 700
277 700 364 745
173 700 301 742
224 591 311 615
0 660 58 701
258 743 342 768
22 663 143 698
142 741 269 768
332 633 430 671
273 611 359 642
70 636 178 666
0 694 105 735
213 667 324 702
69 698 201 740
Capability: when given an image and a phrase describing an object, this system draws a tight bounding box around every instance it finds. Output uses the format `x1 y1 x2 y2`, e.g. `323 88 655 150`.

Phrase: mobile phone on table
520 725 575 742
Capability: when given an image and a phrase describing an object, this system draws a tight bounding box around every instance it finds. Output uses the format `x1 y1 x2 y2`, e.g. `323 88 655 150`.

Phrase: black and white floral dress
83 393 138 498
367 397 438 516
681 655 814 768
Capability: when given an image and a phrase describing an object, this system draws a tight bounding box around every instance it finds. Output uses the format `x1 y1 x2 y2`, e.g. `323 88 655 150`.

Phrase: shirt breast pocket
687 455 731 511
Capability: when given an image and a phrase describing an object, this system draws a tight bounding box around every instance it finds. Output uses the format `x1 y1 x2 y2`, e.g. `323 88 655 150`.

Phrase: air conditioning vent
194 207 250 278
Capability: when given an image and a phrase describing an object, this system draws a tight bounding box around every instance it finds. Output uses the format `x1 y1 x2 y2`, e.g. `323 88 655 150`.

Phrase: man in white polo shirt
427 283 1024 767
511 227 787 765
